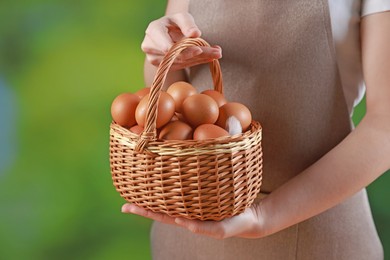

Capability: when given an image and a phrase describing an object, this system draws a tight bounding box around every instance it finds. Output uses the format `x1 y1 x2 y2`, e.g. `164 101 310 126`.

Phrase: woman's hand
141 12 222 71
121 202 267 239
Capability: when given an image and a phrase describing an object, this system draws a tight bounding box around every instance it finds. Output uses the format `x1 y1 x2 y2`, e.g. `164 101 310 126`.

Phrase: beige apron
150 0 383 259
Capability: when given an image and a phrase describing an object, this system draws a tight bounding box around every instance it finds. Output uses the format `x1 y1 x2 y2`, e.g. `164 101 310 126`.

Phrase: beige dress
151 0 383 259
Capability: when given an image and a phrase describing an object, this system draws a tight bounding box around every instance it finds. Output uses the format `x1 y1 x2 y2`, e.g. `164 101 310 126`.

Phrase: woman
122 0 390 259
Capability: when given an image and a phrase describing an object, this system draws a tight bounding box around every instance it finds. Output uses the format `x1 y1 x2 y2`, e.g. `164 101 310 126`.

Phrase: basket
110 37 263 221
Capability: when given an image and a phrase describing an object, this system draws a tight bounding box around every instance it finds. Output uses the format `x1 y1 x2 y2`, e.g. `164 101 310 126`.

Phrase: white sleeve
362 0 390 16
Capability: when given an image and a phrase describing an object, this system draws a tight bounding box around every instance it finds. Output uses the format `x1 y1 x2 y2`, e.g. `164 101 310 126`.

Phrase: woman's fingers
143 35 203 57
143 13 201 53
142 12 202 60
176 46 222 63
170 47 222 70
145 46 222 69
173 214 249 240
171 46 222 68
121 204 177 225
122 204 227 239
145 19 174 52
175 218 227 239
122 203 264 239
141 35 165 55
220 208 260 238
168 27 186 43
174 47 203 62
169 12 201 38
174 207 261 239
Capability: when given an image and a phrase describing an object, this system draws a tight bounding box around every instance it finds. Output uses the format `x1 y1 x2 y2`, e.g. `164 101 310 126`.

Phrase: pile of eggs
111 81 252 141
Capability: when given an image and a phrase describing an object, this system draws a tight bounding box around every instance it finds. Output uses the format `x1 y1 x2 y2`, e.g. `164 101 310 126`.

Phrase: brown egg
111 93 140 128
216 102 252 131
193 124 230 140
135 92 175 128
129 125 144 135
134 87 151 99
167 81 197 113
159 121 193 140
201 90 227 107
182 94 219 127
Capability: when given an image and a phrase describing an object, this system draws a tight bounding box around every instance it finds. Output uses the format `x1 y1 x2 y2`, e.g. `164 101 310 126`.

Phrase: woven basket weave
110 38 263 221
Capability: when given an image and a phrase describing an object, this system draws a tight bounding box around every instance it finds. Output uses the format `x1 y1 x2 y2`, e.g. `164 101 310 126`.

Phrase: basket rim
110 121 262 156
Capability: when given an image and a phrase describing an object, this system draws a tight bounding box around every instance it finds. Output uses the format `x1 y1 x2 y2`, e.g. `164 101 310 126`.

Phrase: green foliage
0 1 388 259
0 1 165 259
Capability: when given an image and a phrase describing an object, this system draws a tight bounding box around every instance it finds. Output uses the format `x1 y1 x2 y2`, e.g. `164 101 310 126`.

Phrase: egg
193 124 230 140
129 125 144 135
216 102 252 132
134 87 151 99
135 92 175 128
201 90 227 107
182 94 219 127
167 81 197 113
159 121 193 140
111 93 140 128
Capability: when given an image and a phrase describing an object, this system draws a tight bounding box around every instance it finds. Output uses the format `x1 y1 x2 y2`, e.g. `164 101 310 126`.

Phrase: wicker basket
110 38 263 221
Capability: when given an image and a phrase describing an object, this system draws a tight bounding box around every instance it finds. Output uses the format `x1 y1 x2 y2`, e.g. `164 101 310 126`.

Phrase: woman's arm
259 11 390 236
143 0 222 87
123 11 390 240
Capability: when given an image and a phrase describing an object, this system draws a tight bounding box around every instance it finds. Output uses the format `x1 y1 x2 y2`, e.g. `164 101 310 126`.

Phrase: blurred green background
0 1 389 259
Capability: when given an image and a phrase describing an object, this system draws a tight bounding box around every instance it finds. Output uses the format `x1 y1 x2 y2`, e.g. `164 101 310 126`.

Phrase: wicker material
110 38 263 221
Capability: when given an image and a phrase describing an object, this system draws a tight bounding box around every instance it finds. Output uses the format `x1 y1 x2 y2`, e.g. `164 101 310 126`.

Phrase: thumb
170 13 201 38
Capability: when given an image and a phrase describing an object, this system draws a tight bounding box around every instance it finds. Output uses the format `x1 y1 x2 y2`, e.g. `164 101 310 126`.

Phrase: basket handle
135 37 223 151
